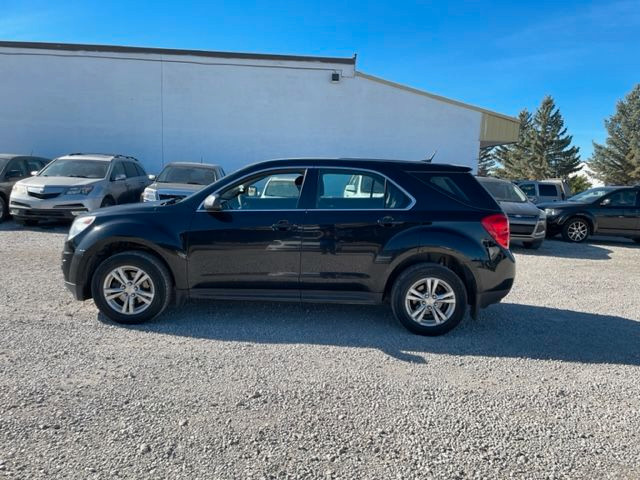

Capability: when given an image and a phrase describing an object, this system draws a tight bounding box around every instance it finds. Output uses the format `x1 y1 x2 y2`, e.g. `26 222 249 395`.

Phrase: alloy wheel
102 265 155 315
567 220 588 242
404 277 456 326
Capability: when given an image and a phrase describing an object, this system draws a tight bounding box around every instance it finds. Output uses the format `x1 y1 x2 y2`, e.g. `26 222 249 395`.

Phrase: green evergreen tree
477 146 496 176
589 84 640 185
493 109 534 179
568 174 592 194
529 95 581 179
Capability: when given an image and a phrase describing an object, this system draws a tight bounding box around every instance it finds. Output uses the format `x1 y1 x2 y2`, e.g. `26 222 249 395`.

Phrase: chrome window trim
196 165 416 212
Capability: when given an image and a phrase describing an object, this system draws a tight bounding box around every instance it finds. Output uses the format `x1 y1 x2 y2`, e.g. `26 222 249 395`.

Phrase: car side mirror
600 198 611 206
30 170 38 176
5 170 22 179
203 194 223 211
148 174 156 181
113 173 126 182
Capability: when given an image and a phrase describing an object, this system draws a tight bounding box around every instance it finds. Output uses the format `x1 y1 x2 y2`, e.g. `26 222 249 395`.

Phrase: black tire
100 196 116 208
391 263 468 336
0 195 7 223
633 238 640 244
522 239 543 249
561 217 590 243
91 251 172 324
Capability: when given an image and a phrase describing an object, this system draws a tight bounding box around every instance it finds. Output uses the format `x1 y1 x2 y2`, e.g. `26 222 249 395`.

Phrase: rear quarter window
410 171 498 210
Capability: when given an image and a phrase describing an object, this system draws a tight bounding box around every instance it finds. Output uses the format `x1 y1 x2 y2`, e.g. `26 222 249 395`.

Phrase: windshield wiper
161 197 180 205
67 174 90 178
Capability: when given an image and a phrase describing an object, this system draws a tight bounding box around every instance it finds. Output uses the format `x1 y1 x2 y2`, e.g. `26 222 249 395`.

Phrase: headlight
68 215 95 239
544 208 559 216
66 185 94 195
142 188 158 202
12 183 27 194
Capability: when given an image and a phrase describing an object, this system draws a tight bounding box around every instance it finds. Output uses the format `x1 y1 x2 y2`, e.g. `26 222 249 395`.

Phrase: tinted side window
315 170 410 210
110 162 126 180
123 162 139 178
539 184 558 196
220 170 305 210
25 158 45 173
134 163 146 176
411 171 496 209
606 190 637 207
6 158 28 177
519 183 536 196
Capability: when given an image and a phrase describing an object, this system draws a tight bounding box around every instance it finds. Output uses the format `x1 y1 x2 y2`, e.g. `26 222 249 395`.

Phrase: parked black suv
540 185 640 243
62 159 515 336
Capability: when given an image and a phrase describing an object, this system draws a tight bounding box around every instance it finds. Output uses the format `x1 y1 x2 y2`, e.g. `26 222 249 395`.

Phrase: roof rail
66 152 139 161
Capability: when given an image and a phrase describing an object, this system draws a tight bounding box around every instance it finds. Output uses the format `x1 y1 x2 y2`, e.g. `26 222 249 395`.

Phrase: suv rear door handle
272 220 297 232
377 216 403 227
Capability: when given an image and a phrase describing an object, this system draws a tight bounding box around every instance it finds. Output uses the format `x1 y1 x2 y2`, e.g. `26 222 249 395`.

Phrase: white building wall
0 46 482 174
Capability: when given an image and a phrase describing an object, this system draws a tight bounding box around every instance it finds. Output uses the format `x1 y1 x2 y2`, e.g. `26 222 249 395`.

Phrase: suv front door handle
272 220 297 232
377 216 403 227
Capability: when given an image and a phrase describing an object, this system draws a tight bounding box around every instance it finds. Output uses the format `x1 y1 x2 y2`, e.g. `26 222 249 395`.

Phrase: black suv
62 159 515 336
540 186 640 243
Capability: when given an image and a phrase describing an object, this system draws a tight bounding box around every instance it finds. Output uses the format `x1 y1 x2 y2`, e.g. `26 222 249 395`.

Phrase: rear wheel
0 196 7 222
91 251 172 324
523 239 543 249
391 263 467 336
562 217 590 243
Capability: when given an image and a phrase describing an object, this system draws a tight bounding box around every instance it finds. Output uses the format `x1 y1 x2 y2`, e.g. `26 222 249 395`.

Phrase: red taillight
481 213 510 249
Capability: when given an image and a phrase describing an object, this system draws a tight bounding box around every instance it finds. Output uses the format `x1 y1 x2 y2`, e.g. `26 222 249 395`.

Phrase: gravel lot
1 220 639 479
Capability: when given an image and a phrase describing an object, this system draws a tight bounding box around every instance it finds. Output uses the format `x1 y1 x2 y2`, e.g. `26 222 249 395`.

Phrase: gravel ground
1 220 639 479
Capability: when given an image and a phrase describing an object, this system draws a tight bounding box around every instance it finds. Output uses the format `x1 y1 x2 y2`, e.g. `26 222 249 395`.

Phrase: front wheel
562 217 590 243
391 264 468 336
100 196 116 208
91 251 172 324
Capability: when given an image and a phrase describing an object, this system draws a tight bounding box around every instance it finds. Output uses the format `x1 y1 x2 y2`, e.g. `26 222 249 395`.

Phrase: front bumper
10 193 102 220
62 243 89 300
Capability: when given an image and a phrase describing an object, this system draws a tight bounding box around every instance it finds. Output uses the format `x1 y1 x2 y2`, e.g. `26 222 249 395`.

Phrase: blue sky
2 0 639 158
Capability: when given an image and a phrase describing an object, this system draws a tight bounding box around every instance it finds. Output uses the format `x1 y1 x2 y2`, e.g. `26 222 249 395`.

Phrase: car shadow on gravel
512 240 615 260
112 301 640 366
0 219 69 233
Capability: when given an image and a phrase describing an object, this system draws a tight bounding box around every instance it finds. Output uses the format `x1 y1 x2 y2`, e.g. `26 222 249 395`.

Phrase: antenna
424 150 437 163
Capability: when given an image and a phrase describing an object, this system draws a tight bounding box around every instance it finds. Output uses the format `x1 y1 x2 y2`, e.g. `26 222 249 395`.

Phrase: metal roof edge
0 40 356 65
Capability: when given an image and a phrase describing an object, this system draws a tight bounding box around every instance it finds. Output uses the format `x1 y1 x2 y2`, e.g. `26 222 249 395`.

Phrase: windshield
568 187 612 203
40 159 109 179
157 166 217 185
479 179 528 203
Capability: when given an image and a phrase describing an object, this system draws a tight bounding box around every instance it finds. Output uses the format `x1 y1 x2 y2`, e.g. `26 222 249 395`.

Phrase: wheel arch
382 251 478 309
563 212 596 233
80 239 179 300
